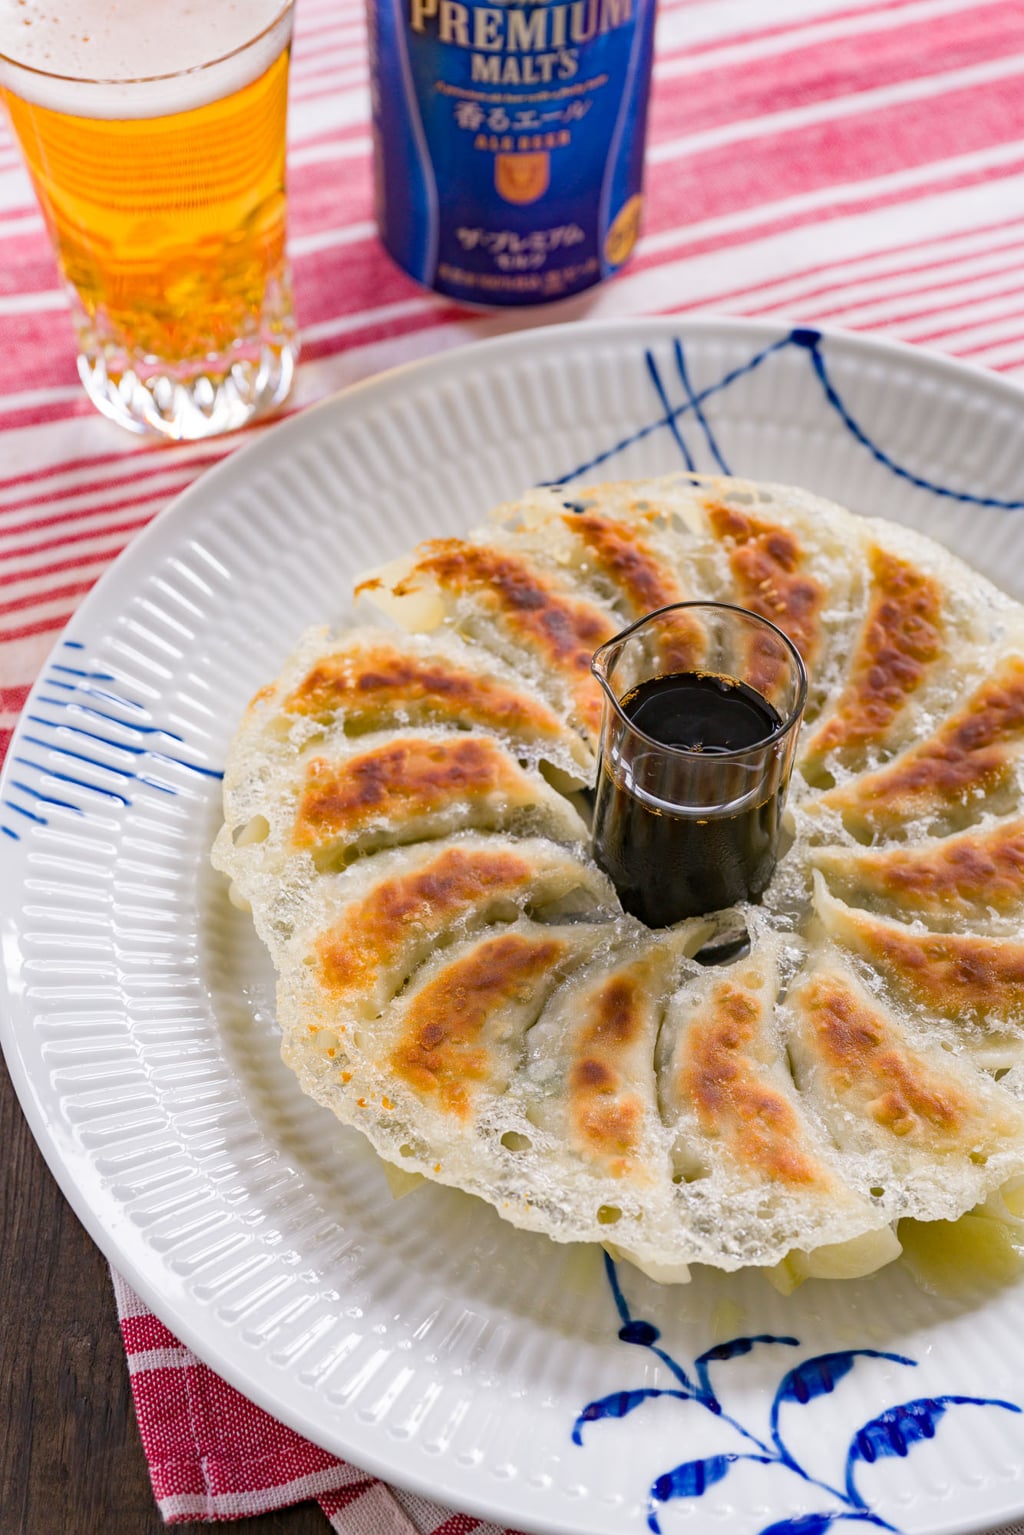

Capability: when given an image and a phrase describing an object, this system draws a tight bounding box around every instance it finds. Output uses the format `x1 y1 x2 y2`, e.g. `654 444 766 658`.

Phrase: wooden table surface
0 1052 330 1535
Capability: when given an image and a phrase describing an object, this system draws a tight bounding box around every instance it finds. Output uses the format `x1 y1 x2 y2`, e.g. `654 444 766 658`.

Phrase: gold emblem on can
495 152 550 205
604 194 644 267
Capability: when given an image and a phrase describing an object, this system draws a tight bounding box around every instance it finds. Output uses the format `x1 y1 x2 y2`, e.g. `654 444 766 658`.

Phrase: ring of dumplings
213 474 1024 1287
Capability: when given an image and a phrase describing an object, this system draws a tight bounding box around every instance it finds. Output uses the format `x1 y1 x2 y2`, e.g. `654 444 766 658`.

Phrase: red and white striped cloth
111 1272 510 1531
5 0 1024 1529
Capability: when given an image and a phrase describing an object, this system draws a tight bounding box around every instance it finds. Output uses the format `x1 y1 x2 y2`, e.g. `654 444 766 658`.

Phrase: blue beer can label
367 0 656 305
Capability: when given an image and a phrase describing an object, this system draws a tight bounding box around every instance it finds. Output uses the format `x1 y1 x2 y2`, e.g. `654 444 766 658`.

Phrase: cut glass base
77 338 299 441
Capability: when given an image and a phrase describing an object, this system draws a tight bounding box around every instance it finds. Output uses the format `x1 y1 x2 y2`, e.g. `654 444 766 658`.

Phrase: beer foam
0 0 292 117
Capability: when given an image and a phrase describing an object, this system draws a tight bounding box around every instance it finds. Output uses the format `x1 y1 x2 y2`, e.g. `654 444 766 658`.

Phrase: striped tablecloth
3 0 1024 1530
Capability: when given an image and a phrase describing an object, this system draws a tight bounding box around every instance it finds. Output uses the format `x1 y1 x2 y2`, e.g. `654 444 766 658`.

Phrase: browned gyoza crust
315 841 571 1009
810 819 1024 922
382 538 617 743
293 736 556 854
284 640 578 742
800 544 945 773
675 979 839 1191
704 499 826 695
389 930 571 1119
815 655 1024 836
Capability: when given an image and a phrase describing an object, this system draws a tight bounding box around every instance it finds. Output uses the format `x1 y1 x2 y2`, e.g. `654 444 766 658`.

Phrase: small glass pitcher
590 601 807 926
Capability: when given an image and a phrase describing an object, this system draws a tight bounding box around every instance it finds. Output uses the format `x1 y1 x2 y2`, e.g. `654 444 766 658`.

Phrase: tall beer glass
0 1 298 440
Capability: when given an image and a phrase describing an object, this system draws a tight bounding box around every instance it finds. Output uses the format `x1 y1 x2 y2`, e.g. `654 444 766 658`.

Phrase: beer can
367 0 657 306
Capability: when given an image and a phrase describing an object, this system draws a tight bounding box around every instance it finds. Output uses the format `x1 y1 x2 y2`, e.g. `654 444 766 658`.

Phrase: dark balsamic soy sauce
592 671 784 927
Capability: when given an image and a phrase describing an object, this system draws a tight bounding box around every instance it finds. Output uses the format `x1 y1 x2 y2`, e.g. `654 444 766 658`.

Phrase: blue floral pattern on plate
575 1256 1020 1534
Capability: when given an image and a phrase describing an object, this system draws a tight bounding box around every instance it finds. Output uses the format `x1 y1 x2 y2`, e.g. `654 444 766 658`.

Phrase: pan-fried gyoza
213 474 1024 1283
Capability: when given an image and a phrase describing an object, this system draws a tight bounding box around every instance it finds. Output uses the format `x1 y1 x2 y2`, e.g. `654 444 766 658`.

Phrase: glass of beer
0 1 298 440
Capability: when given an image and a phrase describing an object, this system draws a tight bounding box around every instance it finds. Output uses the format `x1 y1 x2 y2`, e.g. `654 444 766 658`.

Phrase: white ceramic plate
5 318 1024 1535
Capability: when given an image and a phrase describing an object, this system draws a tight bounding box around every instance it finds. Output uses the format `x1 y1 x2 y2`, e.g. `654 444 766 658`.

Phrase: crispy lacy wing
810 817 1024 932
280 914 728 1264
274 835 618 1036
785 947 1024 1221
655 931 884 1268
811 652 1024 839
813 872 1024 1067
354 536 619 746
268 625 591 778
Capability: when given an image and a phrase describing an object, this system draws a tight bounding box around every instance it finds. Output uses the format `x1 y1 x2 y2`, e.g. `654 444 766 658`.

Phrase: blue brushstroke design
602 1252 699 1394
791 328 1024 510
28 717 162 758
62 640 85 650
845 1396 1021 1509
553 327 1024 512
23 730 141 774
651 1450 769 1518
51 664 116 681
146 753 223 781
35 695 185 740
774 1350 914 1418
760 1516 843 1535
14 755 131 806
25 720 220 789
45 669 153 713
575 1257 1021 1535
9 779 83 815
673 338 732 474
22 735 181 795
645 351 695 470
5 800 47 825
9 650 224 831
572 1386 691 1444
694 1333 799 1406
552 333 791 483
2 825 19 840
69 684 149 713
541 414 677 488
